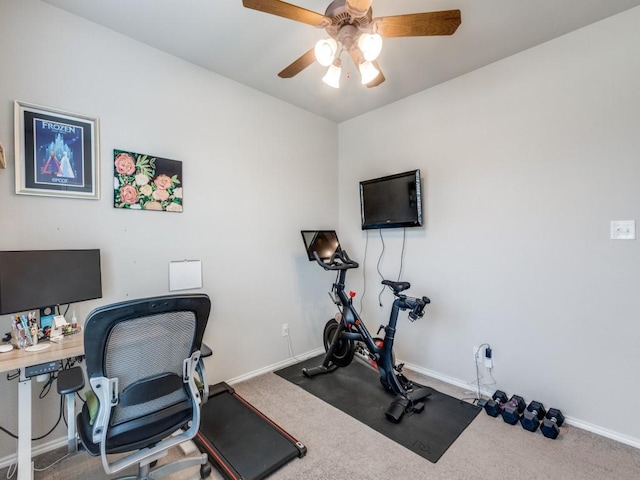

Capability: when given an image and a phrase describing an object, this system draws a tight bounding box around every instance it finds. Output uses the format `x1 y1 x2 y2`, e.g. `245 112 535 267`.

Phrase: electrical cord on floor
6 459 16 479
33 452 71 472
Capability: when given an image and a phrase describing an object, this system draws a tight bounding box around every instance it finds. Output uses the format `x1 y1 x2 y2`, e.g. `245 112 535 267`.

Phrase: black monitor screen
0 249 102 315
301 231 341 261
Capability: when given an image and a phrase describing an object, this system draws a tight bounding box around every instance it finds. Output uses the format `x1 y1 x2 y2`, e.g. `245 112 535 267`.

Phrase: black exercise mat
275 356 481 463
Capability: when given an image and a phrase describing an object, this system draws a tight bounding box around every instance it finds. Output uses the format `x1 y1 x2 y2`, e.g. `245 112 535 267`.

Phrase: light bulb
359 61 379 85
314 38 338 67
322 64 342 88
358 33 382 62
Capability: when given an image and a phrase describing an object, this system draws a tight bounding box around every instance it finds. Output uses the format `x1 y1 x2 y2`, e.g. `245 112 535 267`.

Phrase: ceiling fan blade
243 0 328 27
345 0 373 17
376 10 461 38
366 61 385 88
278 48 316 78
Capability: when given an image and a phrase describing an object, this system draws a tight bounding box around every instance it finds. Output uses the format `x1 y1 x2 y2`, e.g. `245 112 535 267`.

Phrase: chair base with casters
58 294 213 480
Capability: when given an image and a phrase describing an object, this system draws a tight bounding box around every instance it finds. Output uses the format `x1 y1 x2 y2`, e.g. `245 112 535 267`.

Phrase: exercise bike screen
301 230 341 262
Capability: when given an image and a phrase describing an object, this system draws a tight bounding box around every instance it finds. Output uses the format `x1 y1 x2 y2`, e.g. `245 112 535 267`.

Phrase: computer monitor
0 249 102 315
300 231 341 262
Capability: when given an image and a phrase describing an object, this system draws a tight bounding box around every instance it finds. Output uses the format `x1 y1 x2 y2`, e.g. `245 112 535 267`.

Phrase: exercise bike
301 232 432 423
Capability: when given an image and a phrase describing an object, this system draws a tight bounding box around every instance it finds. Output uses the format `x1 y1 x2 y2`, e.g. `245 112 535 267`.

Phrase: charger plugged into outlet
473 344 494 369
484 347 493 369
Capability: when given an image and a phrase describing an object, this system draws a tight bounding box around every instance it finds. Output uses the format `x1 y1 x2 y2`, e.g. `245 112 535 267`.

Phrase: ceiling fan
242 0 461 88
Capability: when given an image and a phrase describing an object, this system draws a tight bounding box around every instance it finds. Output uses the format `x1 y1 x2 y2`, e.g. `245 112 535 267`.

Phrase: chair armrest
200 343 212 358
57 366 85 395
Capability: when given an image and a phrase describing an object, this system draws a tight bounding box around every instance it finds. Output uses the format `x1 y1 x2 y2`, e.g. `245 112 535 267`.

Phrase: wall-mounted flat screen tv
359 169 423 230
0 249 102 315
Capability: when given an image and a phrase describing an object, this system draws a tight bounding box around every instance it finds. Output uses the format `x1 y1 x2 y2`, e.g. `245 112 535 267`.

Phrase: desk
0 336 83 480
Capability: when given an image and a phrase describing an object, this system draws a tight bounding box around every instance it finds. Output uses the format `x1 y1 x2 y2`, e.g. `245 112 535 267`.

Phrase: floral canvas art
114 149 182 212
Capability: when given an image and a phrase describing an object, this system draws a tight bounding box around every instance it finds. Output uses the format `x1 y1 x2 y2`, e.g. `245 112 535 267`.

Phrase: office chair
66 294 212 479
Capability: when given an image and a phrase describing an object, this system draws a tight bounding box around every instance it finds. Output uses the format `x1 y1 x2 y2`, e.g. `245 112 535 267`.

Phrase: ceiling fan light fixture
357 33 382 61
322 63 342 88
359 60 379 85
314 38 338 67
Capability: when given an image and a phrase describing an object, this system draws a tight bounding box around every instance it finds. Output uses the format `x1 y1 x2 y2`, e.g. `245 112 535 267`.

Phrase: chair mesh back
104 310 196 425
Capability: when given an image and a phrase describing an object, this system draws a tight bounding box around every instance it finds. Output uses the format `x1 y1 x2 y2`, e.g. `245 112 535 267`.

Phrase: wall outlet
281 323 289 337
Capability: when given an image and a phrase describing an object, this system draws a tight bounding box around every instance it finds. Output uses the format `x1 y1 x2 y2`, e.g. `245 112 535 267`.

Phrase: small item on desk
50 314 69 341
25 343 51 352
0 344 13 353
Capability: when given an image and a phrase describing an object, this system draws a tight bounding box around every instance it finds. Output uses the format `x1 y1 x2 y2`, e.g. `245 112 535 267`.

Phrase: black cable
33 395 64 441
0 425 18 439
397 227 407 281
0 394 64 441
358 230 369 315
39 372 57 399
377 229 386 306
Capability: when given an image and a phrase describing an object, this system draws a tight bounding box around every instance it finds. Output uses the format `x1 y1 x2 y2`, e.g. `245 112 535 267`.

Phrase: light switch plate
611 220 636 240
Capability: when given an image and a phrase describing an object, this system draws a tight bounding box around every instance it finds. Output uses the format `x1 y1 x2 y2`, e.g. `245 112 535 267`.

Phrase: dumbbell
540 408 565 439
484 391 525 424
484 390 508 417
500 395 526 425
520 401 546 432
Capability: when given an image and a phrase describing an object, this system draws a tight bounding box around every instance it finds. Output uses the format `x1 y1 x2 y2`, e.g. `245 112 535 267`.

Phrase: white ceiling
41 0 640 123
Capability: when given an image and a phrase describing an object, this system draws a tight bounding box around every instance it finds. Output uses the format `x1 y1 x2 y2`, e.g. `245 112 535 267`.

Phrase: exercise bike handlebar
405 295 431 321
312 249 359 271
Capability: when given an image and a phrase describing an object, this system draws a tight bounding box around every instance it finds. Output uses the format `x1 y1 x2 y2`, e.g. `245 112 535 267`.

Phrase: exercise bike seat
382 280 411 295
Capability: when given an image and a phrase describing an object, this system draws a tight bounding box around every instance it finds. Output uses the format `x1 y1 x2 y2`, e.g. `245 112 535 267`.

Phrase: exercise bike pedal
394 362 406 372
411 402 425 414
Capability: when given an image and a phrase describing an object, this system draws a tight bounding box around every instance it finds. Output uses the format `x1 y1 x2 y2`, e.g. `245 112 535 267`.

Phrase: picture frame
14 101 100 199
114 149 183 212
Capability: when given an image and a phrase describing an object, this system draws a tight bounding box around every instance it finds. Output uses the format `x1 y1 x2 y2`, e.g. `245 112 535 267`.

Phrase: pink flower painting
113 149 183 212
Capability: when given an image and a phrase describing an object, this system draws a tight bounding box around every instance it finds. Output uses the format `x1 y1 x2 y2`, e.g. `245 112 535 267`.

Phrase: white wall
0 0 337 462
338 7 640 444
2 0 638 466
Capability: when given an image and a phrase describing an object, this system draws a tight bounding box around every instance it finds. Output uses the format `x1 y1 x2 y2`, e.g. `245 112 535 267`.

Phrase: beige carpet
5 368 639 479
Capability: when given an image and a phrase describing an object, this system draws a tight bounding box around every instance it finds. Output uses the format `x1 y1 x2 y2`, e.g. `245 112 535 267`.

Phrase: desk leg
17 377 33 480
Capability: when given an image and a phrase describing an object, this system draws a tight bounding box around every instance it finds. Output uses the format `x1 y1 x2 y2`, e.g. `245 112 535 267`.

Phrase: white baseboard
402 361 640 450
6 348 635 473
0 436 68 471
226 347 324 385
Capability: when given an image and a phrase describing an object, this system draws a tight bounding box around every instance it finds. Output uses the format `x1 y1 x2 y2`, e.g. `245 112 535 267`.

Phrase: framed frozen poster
14 101 100 199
